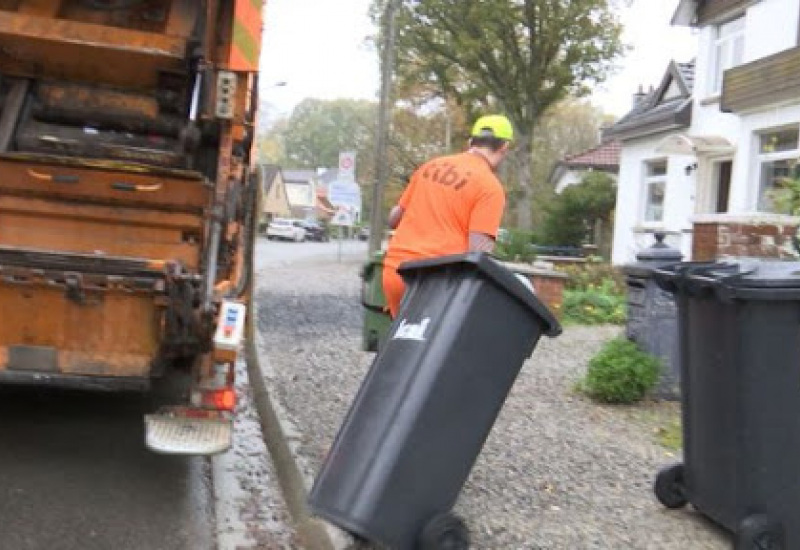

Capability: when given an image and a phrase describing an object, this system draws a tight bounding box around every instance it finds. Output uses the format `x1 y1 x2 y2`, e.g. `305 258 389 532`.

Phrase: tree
277 98 377 172
259 98 452 222
526 99 615 229
391 0 625 230
540 171 616 255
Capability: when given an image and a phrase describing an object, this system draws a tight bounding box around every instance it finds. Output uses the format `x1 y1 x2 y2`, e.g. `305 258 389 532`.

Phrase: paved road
0 238 360 550
0 386 215 550
255 236 369 270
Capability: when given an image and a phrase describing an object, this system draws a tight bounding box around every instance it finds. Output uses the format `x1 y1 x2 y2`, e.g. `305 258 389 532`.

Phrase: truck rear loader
0 0 266 455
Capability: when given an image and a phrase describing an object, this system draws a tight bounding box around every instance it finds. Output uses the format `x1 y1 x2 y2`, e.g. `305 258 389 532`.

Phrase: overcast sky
258 0 698 122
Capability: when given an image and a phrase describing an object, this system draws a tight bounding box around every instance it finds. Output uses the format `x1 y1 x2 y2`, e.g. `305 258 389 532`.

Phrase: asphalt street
0 386 215 550
0 237 364 550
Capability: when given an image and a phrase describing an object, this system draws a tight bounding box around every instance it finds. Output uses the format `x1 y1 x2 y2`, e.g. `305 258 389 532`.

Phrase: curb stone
245 297 358 550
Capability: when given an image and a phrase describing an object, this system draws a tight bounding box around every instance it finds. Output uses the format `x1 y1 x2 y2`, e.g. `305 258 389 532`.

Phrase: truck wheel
418 513 470 550
654 463 687 509
735 515 783 550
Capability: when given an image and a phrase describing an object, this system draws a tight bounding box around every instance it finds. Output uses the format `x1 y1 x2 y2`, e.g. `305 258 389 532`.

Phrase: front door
713 160 732 213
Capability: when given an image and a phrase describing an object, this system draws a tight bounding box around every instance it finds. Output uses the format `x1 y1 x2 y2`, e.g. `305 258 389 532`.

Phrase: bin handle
652 262 735 293
681 264 756 302
625 277 646 289
360 279 387 313
361 300 387 313
360 260 387 313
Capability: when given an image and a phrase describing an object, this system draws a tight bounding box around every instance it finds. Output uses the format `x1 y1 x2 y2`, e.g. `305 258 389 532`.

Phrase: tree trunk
513 134 533 230
368 0 399 256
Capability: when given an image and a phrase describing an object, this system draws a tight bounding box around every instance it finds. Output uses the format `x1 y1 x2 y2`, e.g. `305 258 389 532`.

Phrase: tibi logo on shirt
392 317 432 341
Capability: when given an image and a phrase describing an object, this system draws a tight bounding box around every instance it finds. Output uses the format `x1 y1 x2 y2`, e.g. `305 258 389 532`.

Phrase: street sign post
331 207 355 228
339 151 356 182
331 206 355 262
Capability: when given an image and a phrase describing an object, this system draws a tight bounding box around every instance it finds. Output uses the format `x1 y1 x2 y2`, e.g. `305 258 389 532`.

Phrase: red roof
562 140 621 170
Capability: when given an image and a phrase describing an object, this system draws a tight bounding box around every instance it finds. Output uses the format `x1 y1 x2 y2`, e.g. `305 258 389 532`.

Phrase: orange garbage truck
0 0 265 455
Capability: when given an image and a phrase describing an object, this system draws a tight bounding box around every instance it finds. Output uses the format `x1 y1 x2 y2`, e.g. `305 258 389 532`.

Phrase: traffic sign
331 207 355 227
339 151 356 182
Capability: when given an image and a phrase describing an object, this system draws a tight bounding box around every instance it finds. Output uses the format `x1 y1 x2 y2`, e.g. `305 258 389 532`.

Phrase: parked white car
266 218 306 242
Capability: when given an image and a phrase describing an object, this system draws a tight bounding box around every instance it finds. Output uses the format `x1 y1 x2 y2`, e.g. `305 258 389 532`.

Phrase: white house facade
604 60 697 263
607 0 800 264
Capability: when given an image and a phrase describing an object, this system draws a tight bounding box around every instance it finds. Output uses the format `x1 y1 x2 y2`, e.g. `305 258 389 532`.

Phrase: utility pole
368 0 399 257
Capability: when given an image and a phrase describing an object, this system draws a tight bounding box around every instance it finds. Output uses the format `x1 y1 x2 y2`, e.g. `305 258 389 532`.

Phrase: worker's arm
468 232 496 253
388 205 405 229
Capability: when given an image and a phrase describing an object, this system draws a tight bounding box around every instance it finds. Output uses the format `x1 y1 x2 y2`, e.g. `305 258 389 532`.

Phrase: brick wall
501 261 568 319
530 274 566 318
692 215 800 261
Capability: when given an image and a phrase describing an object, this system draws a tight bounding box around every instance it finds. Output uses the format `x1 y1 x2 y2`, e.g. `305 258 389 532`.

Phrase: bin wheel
418 513 470 550
735 515 784 550
654 463 687 509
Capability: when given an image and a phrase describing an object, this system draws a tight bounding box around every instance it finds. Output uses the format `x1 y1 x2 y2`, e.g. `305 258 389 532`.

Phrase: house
549 139 621 194
606 0 800 264
315 185 337 222
283 169 319 220
315 168 341 222
603 60 697 263
258 164 291 228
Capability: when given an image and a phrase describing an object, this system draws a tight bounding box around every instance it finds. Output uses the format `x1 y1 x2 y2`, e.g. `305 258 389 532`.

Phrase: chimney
632 85 647 108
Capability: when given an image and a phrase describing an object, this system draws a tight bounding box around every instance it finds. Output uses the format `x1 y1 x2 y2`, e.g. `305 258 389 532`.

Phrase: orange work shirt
383 151 505 316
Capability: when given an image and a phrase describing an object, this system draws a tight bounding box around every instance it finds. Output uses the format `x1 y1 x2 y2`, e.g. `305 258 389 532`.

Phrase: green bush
562 279 626 325
559 262 626 294
540 172 616 247
494 228 537 262
581 338 661 404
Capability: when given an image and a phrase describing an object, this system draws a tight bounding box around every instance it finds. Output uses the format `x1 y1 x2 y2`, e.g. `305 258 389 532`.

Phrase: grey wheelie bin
309 252 561 550
653 260 800 550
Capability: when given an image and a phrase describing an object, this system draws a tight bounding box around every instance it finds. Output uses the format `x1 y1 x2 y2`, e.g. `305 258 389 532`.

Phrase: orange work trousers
382 264 405 319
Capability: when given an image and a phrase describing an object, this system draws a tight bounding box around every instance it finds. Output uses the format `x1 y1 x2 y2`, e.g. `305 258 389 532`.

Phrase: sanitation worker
382 114 514 318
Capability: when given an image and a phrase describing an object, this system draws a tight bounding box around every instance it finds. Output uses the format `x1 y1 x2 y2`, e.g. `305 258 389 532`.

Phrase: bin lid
655 260 800 301
624 234 682 276
397 252 562 337
701 260 800 288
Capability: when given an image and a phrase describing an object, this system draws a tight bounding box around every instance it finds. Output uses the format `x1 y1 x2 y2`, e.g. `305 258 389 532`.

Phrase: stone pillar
691 214 800 261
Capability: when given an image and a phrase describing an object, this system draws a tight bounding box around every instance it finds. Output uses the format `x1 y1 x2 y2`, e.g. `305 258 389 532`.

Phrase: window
643 160 667 223
712 15 745 95
757 127 800 212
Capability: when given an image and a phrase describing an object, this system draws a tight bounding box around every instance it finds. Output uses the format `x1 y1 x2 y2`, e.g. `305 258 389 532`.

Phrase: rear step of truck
145 409 232 455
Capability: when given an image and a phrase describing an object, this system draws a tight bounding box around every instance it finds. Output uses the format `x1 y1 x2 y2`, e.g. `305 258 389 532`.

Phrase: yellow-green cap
471 114 514 142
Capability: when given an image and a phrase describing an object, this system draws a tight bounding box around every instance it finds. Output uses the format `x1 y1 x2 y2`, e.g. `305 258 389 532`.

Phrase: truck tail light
201 388 236 412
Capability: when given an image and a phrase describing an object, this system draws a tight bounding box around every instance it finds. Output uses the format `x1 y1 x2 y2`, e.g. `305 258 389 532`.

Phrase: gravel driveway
254 253 730 549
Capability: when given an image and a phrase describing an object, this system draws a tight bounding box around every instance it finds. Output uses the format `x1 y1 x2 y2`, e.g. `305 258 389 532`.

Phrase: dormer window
712 15 745 95
661 78 683 102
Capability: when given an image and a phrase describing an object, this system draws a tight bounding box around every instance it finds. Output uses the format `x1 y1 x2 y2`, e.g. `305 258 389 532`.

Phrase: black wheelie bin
653 260 800 550
308 252 561 550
